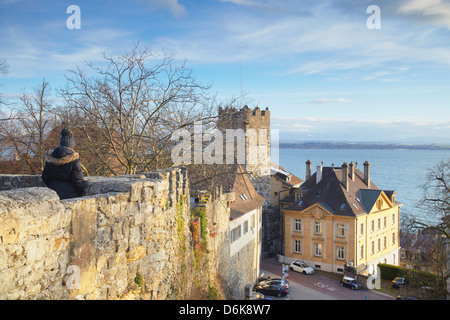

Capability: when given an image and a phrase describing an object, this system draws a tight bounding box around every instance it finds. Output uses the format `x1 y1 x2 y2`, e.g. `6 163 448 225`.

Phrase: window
243 220 248 234
371 241 374 254
371 220 374 232
294 219 302 232
294 240 301 253
274 192 278 196
377 218 380 230
314 221 322 234
251 214 255 229
239 193 248 201
360 245 364 259
231 225 242 243
377 199 383 210
337 224 345 237
392 232 396 245
230 228 236 243
378 239 381 252
314 243 322 256
383 216 386 228
360 223 364 235
337 246 345 260
383 236 387 249
392 213 395 225
296 193 301 201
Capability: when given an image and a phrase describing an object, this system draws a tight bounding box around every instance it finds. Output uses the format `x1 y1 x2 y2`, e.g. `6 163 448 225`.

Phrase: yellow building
281 161 402 274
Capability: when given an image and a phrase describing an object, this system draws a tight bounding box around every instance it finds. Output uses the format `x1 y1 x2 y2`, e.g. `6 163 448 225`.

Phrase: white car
289 260 314 274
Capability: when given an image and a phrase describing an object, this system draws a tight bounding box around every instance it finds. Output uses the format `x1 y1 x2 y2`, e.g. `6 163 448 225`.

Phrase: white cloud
139 0 450 88
135 0 187 18
273 117 450 142
310 98 351 104
220 0 257 6
219 0 312 16
0 0 19 5
0 23 135 78
398 0 450 28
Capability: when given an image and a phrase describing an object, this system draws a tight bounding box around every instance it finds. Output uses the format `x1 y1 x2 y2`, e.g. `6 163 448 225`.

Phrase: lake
276 148 450 222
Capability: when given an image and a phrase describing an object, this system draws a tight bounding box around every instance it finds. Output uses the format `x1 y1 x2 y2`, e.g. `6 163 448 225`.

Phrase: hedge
378 263 440 284
378 263 408 280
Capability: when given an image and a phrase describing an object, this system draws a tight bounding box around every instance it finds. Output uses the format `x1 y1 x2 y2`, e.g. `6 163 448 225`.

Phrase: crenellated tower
217 105 271 207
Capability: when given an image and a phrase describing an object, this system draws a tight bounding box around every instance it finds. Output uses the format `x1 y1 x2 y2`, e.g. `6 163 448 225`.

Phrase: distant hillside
279 141 450 151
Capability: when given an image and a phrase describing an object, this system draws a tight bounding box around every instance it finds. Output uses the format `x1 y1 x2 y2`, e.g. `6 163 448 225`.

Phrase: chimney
306 160 312 180
316 165 323 184
364 161 371 187
349 161 355 181
342 162 348 191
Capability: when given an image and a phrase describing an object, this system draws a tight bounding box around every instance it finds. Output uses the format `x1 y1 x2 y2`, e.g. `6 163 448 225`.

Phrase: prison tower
217 105 271 207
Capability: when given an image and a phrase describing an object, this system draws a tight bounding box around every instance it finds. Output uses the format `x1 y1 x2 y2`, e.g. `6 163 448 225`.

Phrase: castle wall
0 168 194 300
193 188 260 300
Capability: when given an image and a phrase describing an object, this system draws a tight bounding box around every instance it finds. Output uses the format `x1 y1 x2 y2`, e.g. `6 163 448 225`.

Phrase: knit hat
60 128 75 148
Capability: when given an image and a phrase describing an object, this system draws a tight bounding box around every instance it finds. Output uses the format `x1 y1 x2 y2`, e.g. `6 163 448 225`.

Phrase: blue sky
1 0 450 143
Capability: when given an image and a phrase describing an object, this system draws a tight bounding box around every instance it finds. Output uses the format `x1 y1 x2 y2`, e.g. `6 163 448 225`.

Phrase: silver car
289 260 314 274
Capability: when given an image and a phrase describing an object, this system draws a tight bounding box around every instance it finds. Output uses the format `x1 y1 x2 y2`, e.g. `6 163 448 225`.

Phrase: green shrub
378 263 408 280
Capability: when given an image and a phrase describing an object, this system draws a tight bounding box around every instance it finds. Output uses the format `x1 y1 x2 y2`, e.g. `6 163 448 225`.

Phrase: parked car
340 276 362 290
391 277 407 288
253 283 289 297
289 260 314 275
258 278 289 289
396 295 419 300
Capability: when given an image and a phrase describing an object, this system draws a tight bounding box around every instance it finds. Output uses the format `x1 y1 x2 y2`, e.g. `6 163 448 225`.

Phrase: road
260 259 394 300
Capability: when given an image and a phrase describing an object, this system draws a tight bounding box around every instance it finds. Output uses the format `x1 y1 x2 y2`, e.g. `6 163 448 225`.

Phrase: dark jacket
42 146 84 199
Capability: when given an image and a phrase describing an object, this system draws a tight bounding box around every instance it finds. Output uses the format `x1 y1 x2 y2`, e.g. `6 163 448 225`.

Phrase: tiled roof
283 164 400 217
189 164 265 220
230 165 265 219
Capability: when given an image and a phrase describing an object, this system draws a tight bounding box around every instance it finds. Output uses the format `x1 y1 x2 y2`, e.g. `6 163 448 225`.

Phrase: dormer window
239 193 248 201
377 199 383 210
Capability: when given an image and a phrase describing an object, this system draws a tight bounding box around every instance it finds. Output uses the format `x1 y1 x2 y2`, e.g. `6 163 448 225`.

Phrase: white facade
229 207 262 279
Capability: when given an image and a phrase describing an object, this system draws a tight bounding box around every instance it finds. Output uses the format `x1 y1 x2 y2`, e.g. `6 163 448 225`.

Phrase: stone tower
217 105 271 207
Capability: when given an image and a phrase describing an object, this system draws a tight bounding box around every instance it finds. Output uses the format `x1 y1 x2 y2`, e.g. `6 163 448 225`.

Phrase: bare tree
0 79 56 173
0 58 7 75
402 159 450 298
0 58 11 120
59 44 213 175
404 160 450 239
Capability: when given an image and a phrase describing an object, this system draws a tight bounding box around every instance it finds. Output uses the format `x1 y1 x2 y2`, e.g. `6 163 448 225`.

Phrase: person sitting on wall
42 128 84 199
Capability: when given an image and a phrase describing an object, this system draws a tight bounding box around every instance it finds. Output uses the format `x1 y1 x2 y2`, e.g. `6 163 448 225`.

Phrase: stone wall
0 168 194 300
193 187 260 300
190 188 232 298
